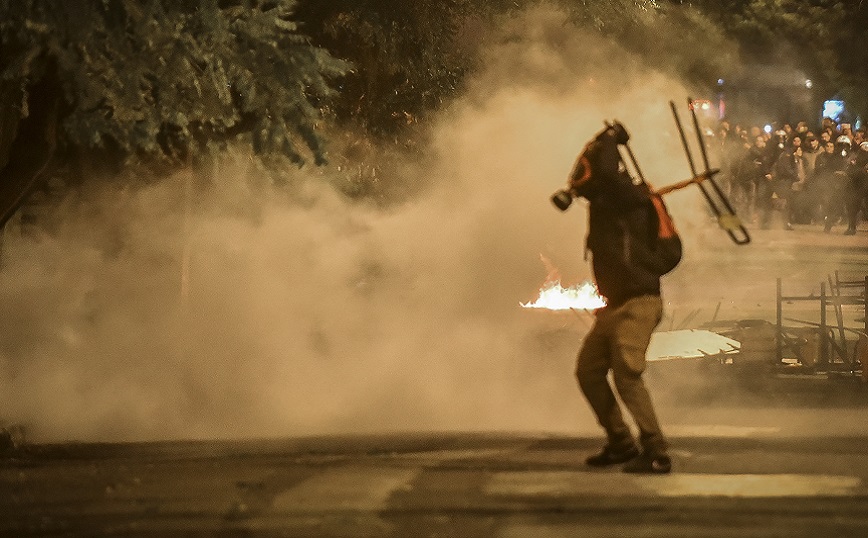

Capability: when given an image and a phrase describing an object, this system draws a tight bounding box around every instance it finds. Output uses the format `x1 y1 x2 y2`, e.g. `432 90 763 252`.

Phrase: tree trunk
0 64 60 230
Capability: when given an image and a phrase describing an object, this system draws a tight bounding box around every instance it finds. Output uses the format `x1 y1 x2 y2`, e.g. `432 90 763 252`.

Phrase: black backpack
612 182 683 277
646 190 683 276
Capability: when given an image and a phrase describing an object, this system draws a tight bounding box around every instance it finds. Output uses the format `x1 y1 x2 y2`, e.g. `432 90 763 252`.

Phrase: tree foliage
563 0 663 33
0 0 349 168
558 0 738 88
295 0 865 137
0 0 863 220
294 0 484 139
680 0 868 119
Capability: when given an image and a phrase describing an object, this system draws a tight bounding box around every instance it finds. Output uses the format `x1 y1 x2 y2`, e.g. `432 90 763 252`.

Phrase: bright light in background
717 78 724 86
823 100 845 122
805 79 813 89
764 124 772 134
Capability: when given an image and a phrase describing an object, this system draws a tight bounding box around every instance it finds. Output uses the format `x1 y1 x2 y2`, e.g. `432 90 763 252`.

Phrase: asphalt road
5 424 868 537
663 221 868 325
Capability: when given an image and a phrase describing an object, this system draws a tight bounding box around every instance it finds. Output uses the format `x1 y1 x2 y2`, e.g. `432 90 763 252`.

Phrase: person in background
801 134 823 222
767 129 788 166
772 144 806 229
841 123 854 143
734 124 748 143
822 136 854 233
843 141 868 235
714 120 742 197
796 121 810 140
750 125 763 143
757 132 787 229
820 130 833 146
821 117 837 137
735 134 769 222
802 134 821 176
813 139 840 229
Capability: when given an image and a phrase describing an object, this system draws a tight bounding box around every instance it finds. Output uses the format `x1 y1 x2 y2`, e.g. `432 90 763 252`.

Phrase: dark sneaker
622 453 671 474
844 228 857 236
585 443 640 467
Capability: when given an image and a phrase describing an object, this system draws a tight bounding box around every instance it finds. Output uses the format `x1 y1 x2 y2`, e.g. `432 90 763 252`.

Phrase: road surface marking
486 471 861 498
650 473 861 497
398 448 525 462
272 465 420 512
667 425 780 437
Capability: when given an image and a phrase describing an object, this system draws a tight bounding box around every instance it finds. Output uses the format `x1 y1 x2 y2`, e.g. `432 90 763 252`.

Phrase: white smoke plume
1 6 736 442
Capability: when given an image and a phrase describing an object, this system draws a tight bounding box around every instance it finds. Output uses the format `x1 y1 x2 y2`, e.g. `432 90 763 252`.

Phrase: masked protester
562 123 674 474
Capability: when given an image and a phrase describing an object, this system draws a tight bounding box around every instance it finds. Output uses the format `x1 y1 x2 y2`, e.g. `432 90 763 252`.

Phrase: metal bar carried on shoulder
661 98 751 245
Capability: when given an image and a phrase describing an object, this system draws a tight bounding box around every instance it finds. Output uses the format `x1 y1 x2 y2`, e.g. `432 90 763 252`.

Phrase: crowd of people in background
710 117 868 235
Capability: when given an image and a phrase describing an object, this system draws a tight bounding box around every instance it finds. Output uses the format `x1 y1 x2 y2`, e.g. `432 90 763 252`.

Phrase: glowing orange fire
521 254 606 311
521 280 606 310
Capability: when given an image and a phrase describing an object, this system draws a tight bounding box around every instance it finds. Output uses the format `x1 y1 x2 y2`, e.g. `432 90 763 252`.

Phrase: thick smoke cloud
1 6 721 442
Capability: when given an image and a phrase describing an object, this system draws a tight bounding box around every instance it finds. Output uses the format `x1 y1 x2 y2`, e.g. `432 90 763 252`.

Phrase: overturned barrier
776 275 868 379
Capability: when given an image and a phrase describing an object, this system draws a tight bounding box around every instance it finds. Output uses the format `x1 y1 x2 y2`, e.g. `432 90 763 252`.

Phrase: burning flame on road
521 280 606 311
521 254 606 311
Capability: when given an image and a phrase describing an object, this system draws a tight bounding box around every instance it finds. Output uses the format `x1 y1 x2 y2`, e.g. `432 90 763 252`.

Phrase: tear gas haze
0 7 856 442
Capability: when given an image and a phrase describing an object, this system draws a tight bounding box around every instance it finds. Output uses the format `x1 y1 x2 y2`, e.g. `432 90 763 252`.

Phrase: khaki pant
575 294 668 456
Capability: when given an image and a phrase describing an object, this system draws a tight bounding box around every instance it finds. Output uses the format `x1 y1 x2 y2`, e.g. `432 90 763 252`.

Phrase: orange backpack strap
650 192 678 239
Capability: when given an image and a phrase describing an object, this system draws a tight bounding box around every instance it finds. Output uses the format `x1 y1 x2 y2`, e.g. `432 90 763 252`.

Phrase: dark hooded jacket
569 127 664 308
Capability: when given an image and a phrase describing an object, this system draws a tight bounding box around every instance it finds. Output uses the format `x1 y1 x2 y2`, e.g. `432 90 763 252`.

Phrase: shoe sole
586 449 640 467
